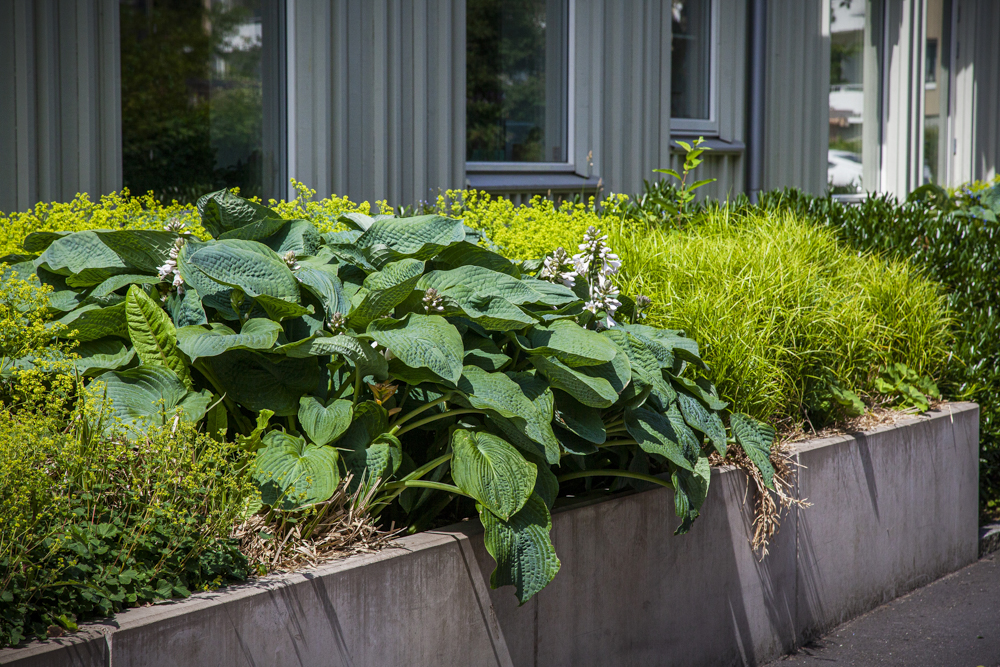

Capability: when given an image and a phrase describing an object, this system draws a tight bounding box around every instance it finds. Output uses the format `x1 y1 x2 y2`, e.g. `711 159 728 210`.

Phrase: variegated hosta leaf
518 319 619 367
452 429 537 521
480 493 561 605
175 318 282 362
253 431 340 509
366 313 464 386
298 396 353 446
730 413 776 489
125 285 191 387
92 365 211 436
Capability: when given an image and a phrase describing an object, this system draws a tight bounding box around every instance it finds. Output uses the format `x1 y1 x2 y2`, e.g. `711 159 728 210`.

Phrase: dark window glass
828 0 865 193
671 0 712 119
466 0 569 163
120 0 265 203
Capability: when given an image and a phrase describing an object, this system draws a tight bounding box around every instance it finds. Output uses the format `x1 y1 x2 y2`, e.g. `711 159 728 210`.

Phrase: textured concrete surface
793 404 981 641
0 403 979 667
765 552 1000 667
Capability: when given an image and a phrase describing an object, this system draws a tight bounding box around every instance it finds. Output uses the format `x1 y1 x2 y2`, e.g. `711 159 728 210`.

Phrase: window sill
669 137 745 155
466 171 602 193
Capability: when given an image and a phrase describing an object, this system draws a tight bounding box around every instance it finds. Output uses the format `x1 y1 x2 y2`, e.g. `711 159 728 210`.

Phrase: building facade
1 0 998 212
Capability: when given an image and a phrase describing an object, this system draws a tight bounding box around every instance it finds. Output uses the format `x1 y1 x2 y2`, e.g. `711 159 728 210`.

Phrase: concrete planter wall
0 403 979 667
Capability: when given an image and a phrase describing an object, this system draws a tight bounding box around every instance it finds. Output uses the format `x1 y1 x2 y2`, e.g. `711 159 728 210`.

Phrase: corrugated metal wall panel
292 0 465 208
762 0 828 195
951 0 1000 184
0 0 120 211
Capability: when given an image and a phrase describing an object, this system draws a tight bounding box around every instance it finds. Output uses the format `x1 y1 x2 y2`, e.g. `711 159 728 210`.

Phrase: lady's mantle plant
4 190 777 604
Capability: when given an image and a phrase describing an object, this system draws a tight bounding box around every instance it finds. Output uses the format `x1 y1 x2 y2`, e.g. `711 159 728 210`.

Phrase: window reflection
671 0 712 120
466 0 569 163
120 0 264 203
828 0 865 193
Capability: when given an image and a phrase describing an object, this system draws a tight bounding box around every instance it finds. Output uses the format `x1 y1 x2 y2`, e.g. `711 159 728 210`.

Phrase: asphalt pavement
765 552 1000 667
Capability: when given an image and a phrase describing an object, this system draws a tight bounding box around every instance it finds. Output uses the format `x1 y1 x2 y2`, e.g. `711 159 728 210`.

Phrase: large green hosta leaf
165 287 209 327
552 390 606 444
367 313 463 386
343 427 401 490
91 274 163 298
349 258 424 328
72 338 136 375
296 264 348 319
671 455 712 535
125 286 191 387
201 350 320 416
198 189 282 239
677 391 727 455
357 215 466 267
463 334 511 371
185 239 300 303
480 493 560 605
432 241 520 276
414 284 536 331
730 413 776 489
262 219 322 256
93 366 211 436
623 406 695 471
275 333 389 382
418 266 575 307
176 318 282 362
35 231 128 287
57 302 128 342
253 431 340 509
518 320 619 367
452 429 536 521
93 230 178 274
298 396 353 446
530 355 618 408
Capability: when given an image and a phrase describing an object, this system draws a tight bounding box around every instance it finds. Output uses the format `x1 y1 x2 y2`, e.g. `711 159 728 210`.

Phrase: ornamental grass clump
1 188 780 611
608 206 951 428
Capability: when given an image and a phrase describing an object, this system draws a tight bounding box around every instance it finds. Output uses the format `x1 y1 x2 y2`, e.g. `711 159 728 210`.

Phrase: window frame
669 0 721 136
465 0 576 173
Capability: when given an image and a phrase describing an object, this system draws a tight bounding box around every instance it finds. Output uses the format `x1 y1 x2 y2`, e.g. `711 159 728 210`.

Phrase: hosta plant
2 190 776 604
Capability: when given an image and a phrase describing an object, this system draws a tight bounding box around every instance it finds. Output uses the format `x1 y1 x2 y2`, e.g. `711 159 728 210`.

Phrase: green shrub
756 181 1000 519
606 207 950 427
3 188 778 609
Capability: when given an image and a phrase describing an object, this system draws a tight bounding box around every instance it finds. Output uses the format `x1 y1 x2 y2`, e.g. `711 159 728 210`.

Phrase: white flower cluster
422 287 445 314
574 226 622 326
163 218 187 233
283 250 300 271
157 237 187 293
539 247 577 288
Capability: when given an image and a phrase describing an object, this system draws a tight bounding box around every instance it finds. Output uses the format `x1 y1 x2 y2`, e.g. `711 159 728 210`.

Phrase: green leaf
671 455 712 534
262 219 323 256
93 231 179 274
186 239 300 302
669 373 728 411
624 406 694 470
72 337 136 376
125 286 191 387
35 231 127 286
201 350 321 416
253 293 313 321
344 431 402 490
531 355 618 408
349 258 424 328
296 265 348 319
197 189 282 239
552 390 606 444
253 431 340 509
452 429 536 521
419 266 575 307
91 274 162 298
677 391 727 455
22 231 71 253
205 399 228 441
357 215 466 266
218 217 289 242
166 287 208 327
517 320 619 367
176 319 282 362
367 313 464 386
93 366 211 436
463 334 512 371
276 333 389 382
298 396 353 446
432 241 520 276
57 302 128 342
480 493 560 604
730 413 776 490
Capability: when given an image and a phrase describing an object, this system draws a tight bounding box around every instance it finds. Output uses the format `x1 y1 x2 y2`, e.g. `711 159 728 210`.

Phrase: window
120 0 275 203
466 0 570 167
670 0 717 133
827 0 865 193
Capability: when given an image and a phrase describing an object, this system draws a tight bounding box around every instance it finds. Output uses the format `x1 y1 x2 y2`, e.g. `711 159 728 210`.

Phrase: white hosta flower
422 288 445 313
282 250 300 271
163 218 188 233
540 247 577 288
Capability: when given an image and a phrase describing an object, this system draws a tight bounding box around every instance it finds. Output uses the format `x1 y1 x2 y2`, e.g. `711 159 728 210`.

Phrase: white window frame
466 0 576 172
670 0 720 136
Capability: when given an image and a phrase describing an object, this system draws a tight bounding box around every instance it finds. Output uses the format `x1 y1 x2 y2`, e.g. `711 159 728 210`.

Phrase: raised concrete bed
0 403 979 667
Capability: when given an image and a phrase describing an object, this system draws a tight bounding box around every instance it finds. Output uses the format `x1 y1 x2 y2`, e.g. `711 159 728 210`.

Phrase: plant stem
331 369 353 400
556 469 672 489
193 360 253 435
598 439 639 448
381 480 468 496
393 409 486 437
352 368 363 407
371 452 455 516
391 393 453 428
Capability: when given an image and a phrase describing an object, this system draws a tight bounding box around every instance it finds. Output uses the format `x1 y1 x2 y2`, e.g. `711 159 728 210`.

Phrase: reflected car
828 149 864 192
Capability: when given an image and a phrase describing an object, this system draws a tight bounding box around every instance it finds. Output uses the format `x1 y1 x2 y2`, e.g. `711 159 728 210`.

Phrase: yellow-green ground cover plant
0 187 779 641
0 274 251 648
